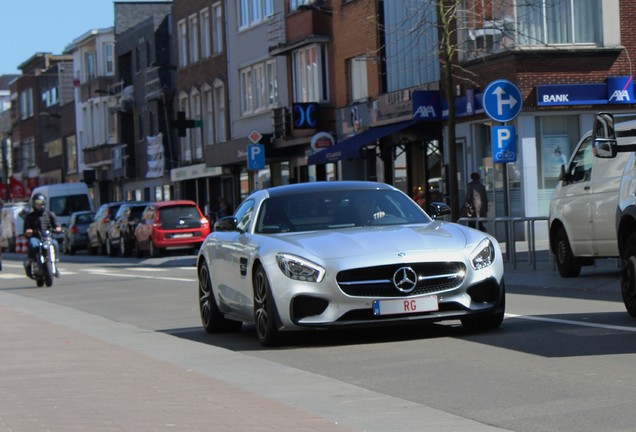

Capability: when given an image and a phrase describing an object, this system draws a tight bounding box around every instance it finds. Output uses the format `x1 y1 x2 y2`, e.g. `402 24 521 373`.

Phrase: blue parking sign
492 126 516 163
247 144 265 170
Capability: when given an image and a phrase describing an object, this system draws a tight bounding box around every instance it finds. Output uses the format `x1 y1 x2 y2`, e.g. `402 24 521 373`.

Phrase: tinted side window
234 200 255 232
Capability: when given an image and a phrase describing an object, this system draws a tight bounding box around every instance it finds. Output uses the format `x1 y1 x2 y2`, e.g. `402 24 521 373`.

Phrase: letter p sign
247 144 265 170
492 126 516 163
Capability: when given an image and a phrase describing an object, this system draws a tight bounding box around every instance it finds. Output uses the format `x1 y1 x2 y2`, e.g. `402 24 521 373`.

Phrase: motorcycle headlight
470 238 495 270
276 253 325 283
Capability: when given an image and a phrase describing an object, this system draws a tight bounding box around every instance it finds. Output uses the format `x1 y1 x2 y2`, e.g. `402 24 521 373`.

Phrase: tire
106 237 117 257
96 235 105 255
149 241 161 258
253 265 280 347
135 239 143 258
43 260 53 287
461 286 506 331
198 263 242 333
121 238 131 257
621 233 636 317
555 227 581 277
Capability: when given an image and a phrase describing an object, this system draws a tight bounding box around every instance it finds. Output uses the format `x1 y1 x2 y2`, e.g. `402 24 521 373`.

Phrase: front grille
337 262 466 297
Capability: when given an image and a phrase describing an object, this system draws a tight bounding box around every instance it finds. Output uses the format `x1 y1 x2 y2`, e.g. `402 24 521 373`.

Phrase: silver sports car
197 181 505 346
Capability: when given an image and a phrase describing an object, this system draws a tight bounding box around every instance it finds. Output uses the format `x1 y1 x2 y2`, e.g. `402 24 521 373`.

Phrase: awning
308 120 418 165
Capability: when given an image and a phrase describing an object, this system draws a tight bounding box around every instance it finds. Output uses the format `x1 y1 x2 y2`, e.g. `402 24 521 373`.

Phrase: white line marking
84 268 194 282
505 313 636 333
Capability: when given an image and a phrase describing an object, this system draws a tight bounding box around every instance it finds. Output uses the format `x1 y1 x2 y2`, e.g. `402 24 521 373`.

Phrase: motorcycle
26 230 59 287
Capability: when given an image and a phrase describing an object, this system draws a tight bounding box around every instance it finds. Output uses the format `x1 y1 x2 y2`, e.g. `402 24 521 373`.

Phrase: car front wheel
253 265 280 346
621 233 636 317
198 262 242 332
555 227 581 277
461 286 506 331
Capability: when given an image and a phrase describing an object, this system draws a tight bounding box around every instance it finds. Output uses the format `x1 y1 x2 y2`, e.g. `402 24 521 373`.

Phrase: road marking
83 268 195 282
506 313 636 333
0 273 23 279
123 267 167 272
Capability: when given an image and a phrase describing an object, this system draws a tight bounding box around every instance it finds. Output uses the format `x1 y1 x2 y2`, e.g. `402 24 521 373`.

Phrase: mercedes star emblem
393 267 417 293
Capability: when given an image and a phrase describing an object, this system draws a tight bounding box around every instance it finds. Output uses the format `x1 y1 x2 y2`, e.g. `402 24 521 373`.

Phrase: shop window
536 115 580 214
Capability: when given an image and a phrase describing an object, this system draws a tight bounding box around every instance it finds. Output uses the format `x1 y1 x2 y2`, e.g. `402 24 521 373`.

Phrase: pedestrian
0 198 3 271
464 172 488 232
216 196 231 219
412 186 426 210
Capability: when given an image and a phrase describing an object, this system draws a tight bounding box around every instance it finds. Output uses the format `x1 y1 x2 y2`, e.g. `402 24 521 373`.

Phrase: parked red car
133 200 210 257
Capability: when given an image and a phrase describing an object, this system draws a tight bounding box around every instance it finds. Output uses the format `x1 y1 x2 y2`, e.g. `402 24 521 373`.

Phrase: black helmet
32 193 46 209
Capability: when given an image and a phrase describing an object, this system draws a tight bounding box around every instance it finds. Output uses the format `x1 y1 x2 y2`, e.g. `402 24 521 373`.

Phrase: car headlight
276 253 325 283
470 238 495 270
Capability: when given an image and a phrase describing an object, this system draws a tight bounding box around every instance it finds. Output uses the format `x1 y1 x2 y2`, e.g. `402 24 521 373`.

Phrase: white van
30 182 94 240
548 120 635 277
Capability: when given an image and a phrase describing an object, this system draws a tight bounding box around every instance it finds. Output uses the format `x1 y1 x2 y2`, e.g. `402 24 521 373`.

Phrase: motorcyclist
23 193 62 278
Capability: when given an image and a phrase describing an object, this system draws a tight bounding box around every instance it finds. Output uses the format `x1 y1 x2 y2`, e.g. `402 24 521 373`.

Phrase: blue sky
0 0 115 75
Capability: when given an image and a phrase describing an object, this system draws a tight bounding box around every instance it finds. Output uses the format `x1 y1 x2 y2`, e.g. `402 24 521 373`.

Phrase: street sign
492 126 517 163
483 79 523 123
248 129 263 144
247 144 265 170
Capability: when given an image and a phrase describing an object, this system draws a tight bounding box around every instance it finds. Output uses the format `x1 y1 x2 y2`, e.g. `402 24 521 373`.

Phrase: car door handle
584 186 591 190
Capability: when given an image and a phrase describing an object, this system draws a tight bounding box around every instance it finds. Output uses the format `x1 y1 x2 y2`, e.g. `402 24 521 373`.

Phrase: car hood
278 222 475 260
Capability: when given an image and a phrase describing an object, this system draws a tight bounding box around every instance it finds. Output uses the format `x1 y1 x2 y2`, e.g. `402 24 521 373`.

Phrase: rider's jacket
23 209 59 240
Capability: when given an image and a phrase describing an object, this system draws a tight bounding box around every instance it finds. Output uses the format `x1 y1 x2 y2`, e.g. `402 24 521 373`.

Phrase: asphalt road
1 251 634 432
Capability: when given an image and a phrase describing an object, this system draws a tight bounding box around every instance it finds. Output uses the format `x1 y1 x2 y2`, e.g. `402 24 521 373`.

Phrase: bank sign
537 76 634 106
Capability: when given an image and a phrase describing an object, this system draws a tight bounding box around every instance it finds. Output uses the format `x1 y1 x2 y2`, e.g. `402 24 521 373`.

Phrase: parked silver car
197 181 505 346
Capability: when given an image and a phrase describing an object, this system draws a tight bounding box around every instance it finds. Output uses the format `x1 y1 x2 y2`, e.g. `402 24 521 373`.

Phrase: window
238 0 274 30
292 45 328 103
460 0 602 60
200 8 211 59
179 93 191 163
191 89 203 160
214 80 226 143
535 115 580 214
189 14 200 63
348 56 368 102
212 2 223 54
103 43 114 75
240 60 277 115
517 0 601 45
203 85 214 145
19 88 33 119
290 0 312 11
85 52 96 81
178 19 188 67
22 137 35 168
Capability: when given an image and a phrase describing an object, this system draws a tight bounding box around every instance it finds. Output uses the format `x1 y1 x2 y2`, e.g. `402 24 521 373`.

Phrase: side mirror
428 202 451 220
214 216 239 232
593 138 618 159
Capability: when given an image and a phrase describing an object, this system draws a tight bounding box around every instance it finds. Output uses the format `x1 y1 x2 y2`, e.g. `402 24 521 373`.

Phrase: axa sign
537 76 634 106
412 91 441 121
608 76 634 103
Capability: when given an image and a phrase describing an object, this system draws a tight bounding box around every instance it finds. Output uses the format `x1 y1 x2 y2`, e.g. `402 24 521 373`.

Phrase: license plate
373 296 438 316
173 233 193 238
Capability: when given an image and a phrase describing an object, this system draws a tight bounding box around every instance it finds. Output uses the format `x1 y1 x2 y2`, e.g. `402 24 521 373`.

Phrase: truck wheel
555 227 581 277
621 233 636 317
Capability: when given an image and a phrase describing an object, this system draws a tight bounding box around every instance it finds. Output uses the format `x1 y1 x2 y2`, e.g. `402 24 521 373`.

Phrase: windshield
255 189 431 234
49 194 92 217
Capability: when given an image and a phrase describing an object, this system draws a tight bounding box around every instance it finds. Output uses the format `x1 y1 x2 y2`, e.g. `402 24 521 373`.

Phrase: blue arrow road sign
247 144 265 170
483 79 523 123
492 126 516 163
